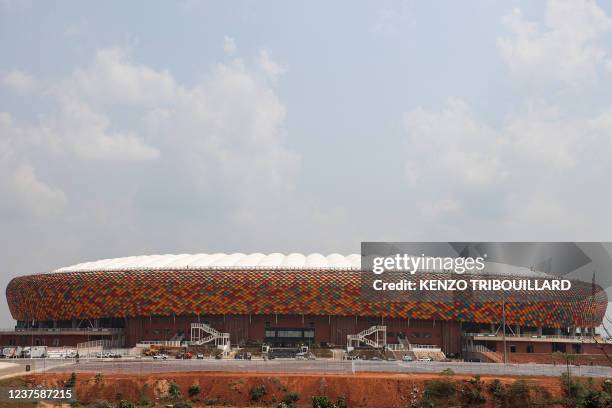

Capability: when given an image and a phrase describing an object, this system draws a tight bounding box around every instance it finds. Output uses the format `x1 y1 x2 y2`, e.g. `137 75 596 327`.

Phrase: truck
22 346 47 358
1 347 23 358
47 349 76 359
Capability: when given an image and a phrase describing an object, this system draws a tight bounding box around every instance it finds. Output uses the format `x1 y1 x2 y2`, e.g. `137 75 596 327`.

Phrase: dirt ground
5 370 587 408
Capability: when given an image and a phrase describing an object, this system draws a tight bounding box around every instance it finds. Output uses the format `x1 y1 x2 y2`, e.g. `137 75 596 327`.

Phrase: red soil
13 371 582 408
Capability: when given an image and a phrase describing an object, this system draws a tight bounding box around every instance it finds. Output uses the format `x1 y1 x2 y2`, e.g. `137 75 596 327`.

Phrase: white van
23 346 47 358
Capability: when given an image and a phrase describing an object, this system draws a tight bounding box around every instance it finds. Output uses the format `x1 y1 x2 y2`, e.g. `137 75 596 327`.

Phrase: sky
1 0 612 327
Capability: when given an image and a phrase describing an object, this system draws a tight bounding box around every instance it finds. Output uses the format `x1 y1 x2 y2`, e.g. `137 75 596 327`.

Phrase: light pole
502 291 507 365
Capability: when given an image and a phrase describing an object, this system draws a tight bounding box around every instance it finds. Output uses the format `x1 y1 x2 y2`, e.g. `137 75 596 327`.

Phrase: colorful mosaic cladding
6 270 608 328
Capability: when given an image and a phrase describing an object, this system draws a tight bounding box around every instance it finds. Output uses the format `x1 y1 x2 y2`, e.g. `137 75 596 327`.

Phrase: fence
465 333 612 343
43 358 612 378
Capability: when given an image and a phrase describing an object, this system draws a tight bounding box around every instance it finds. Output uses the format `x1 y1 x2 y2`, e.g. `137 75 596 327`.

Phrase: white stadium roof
51 252 553 278
54 253 363 272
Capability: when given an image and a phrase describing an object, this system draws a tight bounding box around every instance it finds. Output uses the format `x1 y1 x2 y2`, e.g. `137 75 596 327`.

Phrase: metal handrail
464 332 612 342
0 327 123 333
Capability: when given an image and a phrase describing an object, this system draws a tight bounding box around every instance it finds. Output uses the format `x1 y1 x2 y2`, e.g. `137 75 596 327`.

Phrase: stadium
2 253 610 360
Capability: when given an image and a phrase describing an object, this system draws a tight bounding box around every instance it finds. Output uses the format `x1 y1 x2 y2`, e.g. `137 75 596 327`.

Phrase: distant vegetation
412 373 612 408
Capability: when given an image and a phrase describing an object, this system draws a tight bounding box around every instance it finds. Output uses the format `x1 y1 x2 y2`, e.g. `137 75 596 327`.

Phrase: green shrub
561 373 589 407
277 402 295 408
283 391 299 404
508 379 531 407
115 401 136 408
424 378 456 400
488 379 508 405
171 402 192 408
169 381 181 400
440 368 455 376
91 400 112 408
312 396 335 408
187 384 201 398
458 375 486 406
65 372 77 388
335 396 348 408
602 379 612 394
137 383 152 407
95 373 103 384
469 375 482 385
136 396 152 407
250 385 267 401
460 386 486 405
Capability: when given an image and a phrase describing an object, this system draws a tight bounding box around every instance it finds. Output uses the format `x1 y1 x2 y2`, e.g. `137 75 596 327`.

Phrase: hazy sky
1 0 612 327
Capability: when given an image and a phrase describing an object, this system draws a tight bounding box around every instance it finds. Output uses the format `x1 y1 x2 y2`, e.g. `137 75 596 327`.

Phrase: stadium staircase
190 323 230 348
399 337 411 349
464 344 504 363
347 325 387 349
481 351 504 363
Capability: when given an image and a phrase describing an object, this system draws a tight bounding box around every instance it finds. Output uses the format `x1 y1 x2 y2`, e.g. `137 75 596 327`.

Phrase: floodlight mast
502 290 507 365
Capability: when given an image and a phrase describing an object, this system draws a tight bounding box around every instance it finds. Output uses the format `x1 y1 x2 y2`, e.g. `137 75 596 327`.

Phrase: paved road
37 358 612 378
0 359 74 379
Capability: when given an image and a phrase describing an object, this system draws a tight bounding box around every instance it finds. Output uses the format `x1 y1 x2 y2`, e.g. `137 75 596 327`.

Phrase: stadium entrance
264 327 315 347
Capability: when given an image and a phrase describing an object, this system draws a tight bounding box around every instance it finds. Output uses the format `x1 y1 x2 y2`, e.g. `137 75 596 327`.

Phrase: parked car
402 355 413 362
417 357 432 362
234 352 251 360
153 354 167 360
196 353 204 359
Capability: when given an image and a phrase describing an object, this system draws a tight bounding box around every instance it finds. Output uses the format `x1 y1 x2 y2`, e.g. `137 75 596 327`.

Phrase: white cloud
504 102 583 169
52 98 161 160
402 98 612 228
402 98 506 187
223 36 237 55
2 46 297 218
148 57 298 194
68 48 179 106
0 100 160 162
12 164 67 217
501 192 598 240
404 98 612 183
258 50 287 81
497 0 612 83
1 70 36 92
